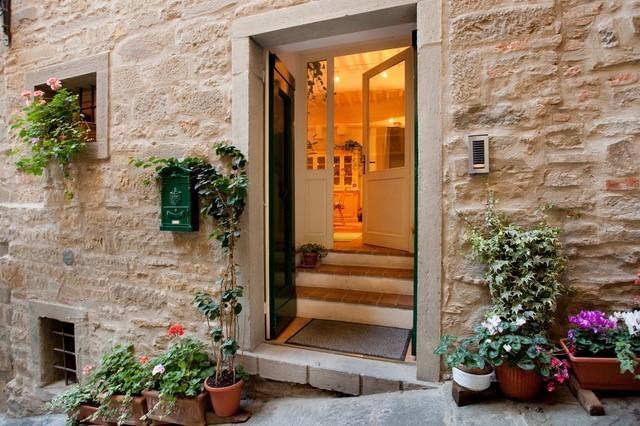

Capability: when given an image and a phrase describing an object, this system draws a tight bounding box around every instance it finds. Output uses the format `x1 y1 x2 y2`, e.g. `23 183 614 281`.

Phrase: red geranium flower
139 355 150 364
168 324 185 337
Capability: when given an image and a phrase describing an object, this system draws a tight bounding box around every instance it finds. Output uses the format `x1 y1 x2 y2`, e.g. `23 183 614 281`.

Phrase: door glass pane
333 156 340 185
306 60 327 169
368 60 405 172
344 155 353 186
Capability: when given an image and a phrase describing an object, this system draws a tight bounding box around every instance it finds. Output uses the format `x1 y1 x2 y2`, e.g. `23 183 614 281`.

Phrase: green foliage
434 335 486 370
48 384 97 426
299 243 328 258
11 88 89 199
466 195 567 330
128 156 209 186
145 337 214 402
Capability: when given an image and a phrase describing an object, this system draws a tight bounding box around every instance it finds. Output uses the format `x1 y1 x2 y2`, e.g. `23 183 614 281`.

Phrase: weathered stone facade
0 0 638 416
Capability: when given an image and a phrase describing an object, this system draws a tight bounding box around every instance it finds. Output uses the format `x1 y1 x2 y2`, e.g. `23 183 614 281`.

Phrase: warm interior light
381 71 388 78
334 75 341 83
388 118 394 124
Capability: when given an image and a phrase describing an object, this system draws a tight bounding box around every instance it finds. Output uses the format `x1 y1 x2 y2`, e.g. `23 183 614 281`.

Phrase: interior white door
362 48 414 252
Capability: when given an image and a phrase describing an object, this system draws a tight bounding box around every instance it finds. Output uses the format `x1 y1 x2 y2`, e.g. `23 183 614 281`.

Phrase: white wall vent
468 134 489 174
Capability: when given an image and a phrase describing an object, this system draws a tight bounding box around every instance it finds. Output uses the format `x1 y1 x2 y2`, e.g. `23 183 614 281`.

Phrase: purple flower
568 310 617 333
30 137 40 144
567 329 575 341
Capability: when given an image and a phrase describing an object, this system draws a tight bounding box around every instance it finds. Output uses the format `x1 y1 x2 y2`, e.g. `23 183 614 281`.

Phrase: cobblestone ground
1 383 639 426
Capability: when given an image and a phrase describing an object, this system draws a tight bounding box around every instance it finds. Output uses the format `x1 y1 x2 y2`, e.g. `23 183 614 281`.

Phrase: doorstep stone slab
362 376 401 395
258 358 308 385
309 367 360 395
237 352 258 375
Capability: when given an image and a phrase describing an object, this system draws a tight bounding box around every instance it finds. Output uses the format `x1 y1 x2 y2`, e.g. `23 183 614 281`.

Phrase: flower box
69 405 105 425
560 339 640 391
142 390 210 426
103 395 149 426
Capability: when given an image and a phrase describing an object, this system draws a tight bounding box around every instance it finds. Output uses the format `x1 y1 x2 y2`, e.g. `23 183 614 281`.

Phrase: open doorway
267 32 416 363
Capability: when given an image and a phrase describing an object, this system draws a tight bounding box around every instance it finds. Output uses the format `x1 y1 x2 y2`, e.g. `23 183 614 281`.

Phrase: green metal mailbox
159 166 199 232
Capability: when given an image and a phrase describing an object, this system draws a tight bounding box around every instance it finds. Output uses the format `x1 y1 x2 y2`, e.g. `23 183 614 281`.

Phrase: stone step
239 343 438 396
296 287 413 328
296 264 413 295
323 251 413 269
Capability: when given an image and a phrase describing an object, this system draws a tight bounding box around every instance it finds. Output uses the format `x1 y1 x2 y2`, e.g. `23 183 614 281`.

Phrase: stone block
0 286 10 304
361 376 401 395
606 177 639 191
308 367 360 395
237 352 258 375
258 358 307 385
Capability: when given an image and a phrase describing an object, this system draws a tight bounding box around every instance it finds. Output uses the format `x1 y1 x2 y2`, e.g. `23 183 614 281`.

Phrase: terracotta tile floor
296 286 414 310
299 264 414 280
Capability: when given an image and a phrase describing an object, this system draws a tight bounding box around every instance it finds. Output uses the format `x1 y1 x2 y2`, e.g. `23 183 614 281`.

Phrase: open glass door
362 48 414 252
268 53 297 338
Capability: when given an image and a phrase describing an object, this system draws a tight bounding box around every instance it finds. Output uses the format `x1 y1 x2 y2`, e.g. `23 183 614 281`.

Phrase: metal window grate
0 0 10 47
468 134 489 174
51 320 78 385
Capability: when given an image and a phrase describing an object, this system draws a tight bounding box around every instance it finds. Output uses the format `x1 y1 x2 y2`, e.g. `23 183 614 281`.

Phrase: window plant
10 78 90 199
298 243 328 268
562 309 640 390
143 325 215 426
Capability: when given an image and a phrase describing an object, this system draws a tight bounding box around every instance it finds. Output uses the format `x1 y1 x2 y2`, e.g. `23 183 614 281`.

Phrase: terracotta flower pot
495 363 543 400
560 339 640 391
104 395 149 425
204 378 244 417
142 390 210 426
300 252 320 268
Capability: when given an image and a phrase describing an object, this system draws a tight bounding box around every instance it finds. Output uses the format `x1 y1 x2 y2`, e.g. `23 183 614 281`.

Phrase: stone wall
0 0 638 415
442 0 640 334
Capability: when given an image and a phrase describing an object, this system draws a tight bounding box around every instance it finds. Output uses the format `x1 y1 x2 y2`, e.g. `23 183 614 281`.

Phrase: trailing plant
338 139 362 152
567 309 640 379
10 78 90 199
307 60 327 100
82 343 148 425
48 384 97 426
129 156 209 186
299 243 328 258
191 143 248 387
466 195 567 330
144 327 214 411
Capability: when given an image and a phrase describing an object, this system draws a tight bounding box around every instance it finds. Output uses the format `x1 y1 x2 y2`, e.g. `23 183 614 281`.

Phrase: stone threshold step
296 286 413 310
298 264 413 280
330 246 413 257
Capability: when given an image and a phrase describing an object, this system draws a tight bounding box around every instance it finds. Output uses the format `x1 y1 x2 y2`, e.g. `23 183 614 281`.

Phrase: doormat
333 232 361 242
286 319 411 361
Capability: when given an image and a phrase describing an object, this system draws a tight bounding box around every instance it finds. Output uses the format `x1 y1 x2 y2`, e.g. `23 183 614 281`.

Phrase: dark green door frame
268 53 297 338
412 30 418 356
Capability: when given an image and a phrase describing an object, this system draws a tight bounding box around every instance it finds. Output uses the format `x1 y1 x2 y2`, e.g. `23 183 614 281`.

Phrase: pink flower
152 364 165 375
546 382 556 392
21 90 32 98
168 324 185 337
82 365 95 376
139 355 150 365
33 90 45 97
30 138 40 145
46 77 62 91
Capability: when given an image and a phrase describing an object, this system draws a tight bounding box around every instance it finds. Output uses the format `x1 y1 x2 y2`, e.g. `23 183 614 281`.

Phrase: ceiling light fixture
334 75 341 83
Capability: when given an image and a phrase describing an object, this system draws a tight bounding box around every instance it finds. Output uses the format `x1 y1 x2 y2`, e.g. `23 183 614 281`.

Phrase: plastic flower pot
452 366 494 392
495 363 543 400
142 390 210 426
104 395 149 426
204 378 244 417
560 339 640 391
300 252 319 268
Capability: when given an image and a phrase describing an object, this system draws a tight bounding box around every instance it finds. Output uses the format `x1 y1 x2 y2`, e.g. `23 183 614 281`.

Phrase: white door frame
231 0 443 382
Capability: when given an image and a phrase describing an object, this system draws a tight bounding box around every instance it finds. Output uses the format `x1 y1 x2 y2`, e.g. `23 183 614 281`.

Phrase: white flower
481 315 503 335
152 364 165 375
485 339 492 344
515 318 527 327
612 310 640 336
503 344 512 353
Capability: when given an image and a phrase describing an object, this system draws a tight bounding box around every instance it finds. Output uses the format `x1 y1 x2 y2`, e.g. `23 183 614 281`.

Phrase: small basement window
41 318 78 385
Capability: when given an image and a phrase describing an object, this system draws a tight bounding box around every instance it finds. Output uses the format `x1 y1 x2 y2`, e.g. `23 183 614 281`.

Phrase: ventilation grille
468 134 489 174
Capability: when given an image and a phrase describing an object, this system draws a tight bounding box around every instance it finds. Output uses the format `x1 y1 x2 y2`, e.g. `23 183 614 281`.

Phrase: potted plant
86 343 149 426
434 333 494 392
298 243 328 268
442 196 569 400
143 326 215 426
48 383 102 426
192 143 249 417
562 309 640 390
10 77 90 200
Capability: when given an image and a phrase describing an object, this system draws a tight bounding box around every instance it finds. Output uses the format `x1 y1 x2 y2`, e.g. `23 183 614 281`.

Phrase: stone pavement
1 382 639 426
